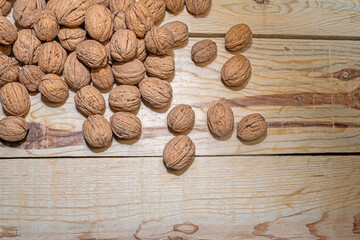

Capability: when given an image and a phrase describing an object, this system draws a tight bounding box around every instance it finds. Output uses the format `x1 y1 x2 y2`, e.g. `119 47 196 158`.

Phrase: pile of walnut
0 0 267 172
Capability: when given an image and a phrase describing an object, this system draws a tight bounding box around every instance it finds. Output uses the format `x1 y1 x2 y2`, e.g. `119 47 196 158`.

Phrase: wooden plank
0 155 359 239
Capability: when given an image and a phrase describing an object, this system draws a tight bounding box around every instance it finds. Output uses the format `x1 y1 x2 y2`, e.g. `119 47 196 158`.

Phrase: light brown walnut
0 16 18 45
109 0 134 13
136 39 147 62
112 59 145 85
0 116 29 142
0 55 19 86
110 111 141 139
85 4 113 42
13 0 45 28
113 11 126 32
0 82 30 117
109 85 141 112
191 39 217 63
58 27 86 51
83 115 112 148
45 0 60 12
167 104 195 133
142 0 165 23
91 65 114 90
163 0 184 13
162 21 188 47
163 135 195 170
19 65 45 92
38 41 67 74
33 10 60 41
144 54 174 80
76 40 107 68
110 29 138 62
55 0 89 27
207 102 234 137
221 55 251 87
185 0 210 15
63 52 90 90
237 113 267 141
89 0 110 7
38 74 69 103
0 0 12 16
125 2 154 38
75 86 106 116
145 26 174 55
13 29 41 65
225 24 253 51
139 77 172 109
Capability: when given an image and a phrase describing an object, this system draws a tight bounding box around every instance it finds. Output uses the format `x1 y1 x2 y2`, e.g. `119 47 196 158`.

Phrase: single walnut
145 26 174 55
136 39 147 62
125 2 154 38
110 29 138 62
58 27 86 51
0 55 19 86
0 116 29 142
109 85 141 112
163 0 184 12
225 24 253 52
139 77 172 108
113 11 126 32
13 0 45 28
110 112 141 139
83 115 112 148
75 86 106 116
38 74 69 103
237 113 267 141
33 10 60 41
144 54 174 80
76 40 107 68
163 135 195 170
112 59 145 85
85 4 113 42
207 102 234 137
0 44 11 56
38 41 67 74
0 0 12 16
185 0 210 15
55 0 89 27
19 65 45 92
191 39 217 63
109 0 134 13
162 21 188 47
221 55 251 87
13 29 41 65
167 104 195 133
0 82 30 116
63 52 90 90
45 0 60 11
0 16 18 45
142 0 166 23
91 65 114 90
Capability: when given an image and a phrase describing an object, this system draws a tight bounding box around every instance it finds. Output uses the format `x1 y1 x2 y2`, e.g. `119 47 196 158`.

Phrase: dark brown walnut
0 16 18 45
45 0 60 11
185 0 210 15
13 29 41 65
163 0 184 12
0 116 29 142
0 0 12 16
142 0 166 23
55 0 89 27
109 85 141 112
110 111 141 139
76 40 107 68
237 113 267 141
13 0 45 28
163 135 195 170
38 41 67 74
113 11 126 32
225 24 253 52
110 29 138 62
0 55 19 86
19 65 45 92
63 52 90 90
0 44 11 56
83 115 112 148
0 82 30 116
112 59 145 85
33 10 60 41
139 77 172 109
162 21 188 47
221 55 251 87
191 39 217 63
85 4 113 42
109 0 134 13
136 39 147 62
145 26 174 55
58 27 86 51
167 104 195 133
38 74 69 103
75 86 106 116
207 102 234 137
125 2 154 38
144 54 174 80
91 65 114 90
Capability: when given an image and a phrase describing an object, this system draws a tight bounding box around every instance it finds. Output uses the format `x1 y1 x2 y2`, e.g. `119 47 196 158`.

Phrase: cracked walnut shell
167 104 195 133
13 0 46 28
55 0 89 27
58 27 86 51
142 0 166 23
0 16 18 45
139 77 172 109
144 54 174 80
39 74 69 103
125 2 154 38
207 102 234 137
145 26 174 55
110 111 141 140
91 65 114 90
63 52 90 90
110 29 138 62
109 85 141 112
33 10 60 41
185 0 210 15
237 113 267 141
85 4 113 42
19 65 45 92
13 29 41 65
0 82 30 117
163 0 184 13
225 24 253 51
38 41 67 74
75 86 106 116
0 55 19 86
0 116 29 142
162 21 188 47
221 55 251 87
76 40 107 68
163 135 195 170
83 115 112 148
112 59 145 85
191 39 217 63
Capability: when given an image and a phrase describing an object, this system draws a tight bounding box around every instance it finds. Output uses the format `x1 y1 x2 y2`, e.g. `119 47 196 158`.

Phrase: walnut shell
221 55 251 87
89 0 110 7
83 115 112 148
33 10 60 41
225 24 253 51
0 55 19 86
125 2 154 38
110 29 138 62
207 102 234 137
145 26 174 55
113 10 126 32
85 4 113 42
19 65 45 92
63 52 90 90
55 0 89 27
0 16 18 45
167 104 195 133
237 113 267 141
109 0 134 13
0 44 11 56
163 0 184 13
162 21 188 47
38 74 69 103
139 77 172 108
144 54 174 80
112 59 145 85
0 116 29 142
163 135 195 170
91 65 114 90
76 40 107 68
110 111 141 139
38 41 67 74
13 0 45 28
185 0 210 15
104 40 113 65
0 0 12 16
45 0 60 12
0 82 30 116
13 29 41 65
136 39 147 62
142 0 166 23
58 27 86 51
191 39 217 63
75 85 106 116
109 85 141 112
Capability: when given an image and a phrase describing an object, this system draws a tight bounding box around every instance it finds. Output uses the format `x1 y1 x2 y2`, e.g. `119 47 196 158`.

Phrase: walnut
55 0 89 27
109 0 134 13
63 52 90 90
13 0 45 28
191 39 217 63
142 0 166 23
76 40 107 68
13 29 41 65
144 54 174 80
89 0 110 7
0 55 19 86
139 77 172 108
163 135 195 170
0 16 18 45
110 112 141 139
33 10 60 41
207 102 234 137
145 26 174 55
237 113 267 141
85 4 113 42
75 86 106 116
0 116 29 142
163 0 184 13
104 40 113 65
221 55 251 87
38 74 69 103
91 65 114 90
0 0 12 16
45 0 60 12
83 115 112 148
109 85 141 112
0 44 11 56
162 21 188 47
136 39 147 62
125 2 154 38
110 29 138 62
0 82 30 117
38 41 67 74
112 59 145 85
58 27 86 51
225 24 253 51
185 0 210 15
167 104 195 133
19 65 45 92
113 11 126 32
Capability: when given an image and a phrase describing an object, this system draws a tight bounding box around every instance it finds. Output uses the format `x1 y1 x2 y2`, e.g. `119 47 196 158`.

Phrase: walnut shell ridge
163 135 195 170
109 85 141 112
110 111 142 139
110 29 138 62
112 59 145 85
38 41 67 74
13 29 41 65
85 4 113 42
125 2 154 38
167 104 195 133
63 52 90 90
0 82 30 117
0 116 29 142
207 102 234 137
0 16 18 45
33 10 60 41
19 65 45 92
13 0 46 28
83 115 112 148
225 24 253 52
237 113 267 141
38 74 69 103
139 77 172 109
144 54 175 80
58 27 86 51
191 39 217 63
75 86 106 116
91 65 114 90
162 21 188 47
145 26 174 55
0 55 19 86
221 55 251 87
76 40 107 68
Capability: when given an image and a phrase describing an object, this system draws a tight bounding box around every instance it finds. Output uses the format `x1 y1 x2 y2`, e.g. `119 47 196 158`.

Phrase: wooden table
1 0 360 239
